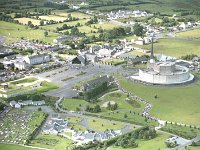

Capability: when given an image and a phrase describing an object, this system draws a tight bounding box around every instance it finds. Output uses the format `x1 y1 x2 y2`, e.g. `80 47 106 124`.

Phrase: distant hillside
1 0 200 18
85 0 200 16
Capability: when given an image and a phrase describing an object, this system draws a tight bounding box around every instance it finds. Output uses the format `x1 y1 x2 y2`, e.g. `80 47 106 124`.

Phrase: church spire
150 37 154 59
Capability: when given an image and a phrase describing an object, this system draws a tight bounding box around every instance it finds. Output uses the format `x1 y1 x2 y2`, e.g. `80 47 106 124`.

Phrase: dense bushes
85 104 101 113
180 54 198 60
83 82 109 100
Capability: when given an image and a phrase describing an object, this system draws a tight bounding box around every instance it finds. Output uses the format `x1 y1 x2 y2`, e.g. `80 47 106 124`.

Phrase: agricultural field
39 15 67 22
14 18 41 26
0 21 58 44
54 11 92 19
138 38 200 58
92 22 119 30
110 132 170 150
30 134 73 150
78 26 98 34
119 73 200 126
42 19 89 31
176 29 200 39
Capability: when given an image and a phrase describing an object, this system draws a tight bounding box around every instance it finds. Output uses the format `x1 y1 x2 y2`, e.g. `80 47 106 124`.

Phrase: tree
0 63 4 70
40 20 44 26
124 113 128 118
133 23 144 37
28 21 32 26
44 30 48 37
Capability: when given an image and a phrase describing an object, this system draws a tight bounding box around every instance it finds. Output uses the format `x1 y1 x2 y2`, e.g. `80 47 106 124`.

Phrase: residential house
71 55 88 66
43 118 68 134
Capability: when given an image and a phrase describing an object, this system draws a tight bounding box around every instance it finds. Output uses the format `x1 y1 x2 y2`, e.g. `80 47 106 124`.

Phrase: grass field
88 118 125 131
110 132 170 150
0 144 38 150
119 74 200 126
177 29 200 39
59 98 89 111
0 21 58 43
30 134 72 150
78 26 98 34
14 18 41 26
138 38 200 58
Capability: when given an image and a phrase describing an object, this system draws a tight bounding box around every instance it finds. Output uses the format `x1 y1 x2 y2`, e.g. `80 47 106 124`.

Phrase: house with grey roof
42 118 68 134
71 55 88 66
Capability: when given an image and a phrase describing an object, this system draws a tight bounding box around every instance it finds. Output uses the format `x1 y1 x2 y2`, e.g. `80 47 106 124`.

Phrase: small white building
24 54 50 65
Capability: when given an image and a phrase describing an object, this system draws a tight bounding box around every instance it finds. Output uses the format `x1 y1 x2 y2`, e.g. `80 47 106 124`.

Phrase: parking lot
33 63 137 98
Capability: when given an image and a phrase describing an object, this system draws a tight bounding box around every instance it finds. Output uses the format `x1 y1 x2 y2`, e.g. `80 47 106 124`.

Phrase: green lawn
110 132 170 150
119 75 200 126
102 111 157 126
138 38 200 58
99 91 145 113
59 98 89 111
0 21 58 44
36 81 60 93
0 144 38 150
88 118 125 132
30 134 72 150
11 77 37 85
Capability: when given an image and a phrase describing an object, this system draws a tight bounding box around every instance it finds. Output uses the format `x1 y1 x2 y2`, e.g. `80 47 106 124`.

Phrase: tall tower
149 37 155 63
